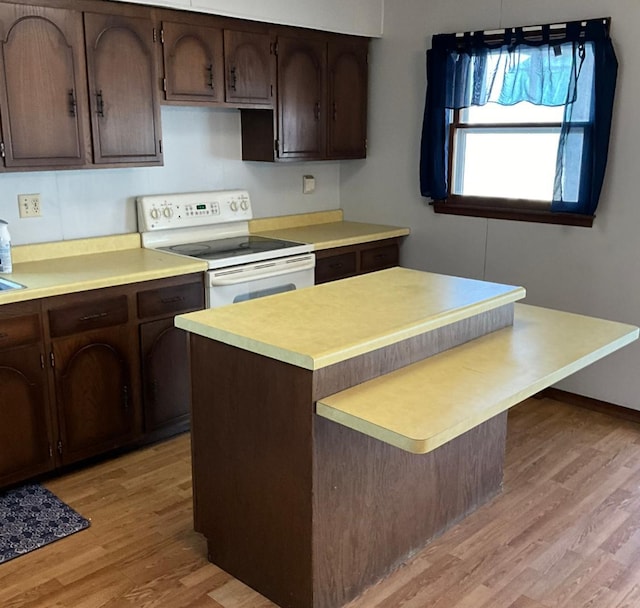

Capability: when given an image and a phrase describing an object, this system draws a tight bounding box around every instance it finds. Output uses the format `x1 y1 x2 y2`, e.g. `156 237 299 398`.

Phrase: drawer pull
374 254 387 259
330 262 344 269
160 296 184 305
79 311 109 322
0 332 8 340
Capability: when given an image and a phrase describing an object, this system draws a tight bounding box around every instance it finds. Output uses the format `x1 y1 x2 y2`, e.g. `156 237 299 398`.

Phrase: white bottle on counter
0 219 13 273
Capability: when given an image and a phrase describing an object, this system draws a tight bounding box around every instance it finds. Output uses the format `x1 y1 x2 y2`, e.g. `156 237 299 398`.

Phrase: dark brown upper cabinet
161 20 224 104
277 35 327 160
0 4 90 168
224 29 275 107
327 36 368 159
240 31 368 162
84 12 162 165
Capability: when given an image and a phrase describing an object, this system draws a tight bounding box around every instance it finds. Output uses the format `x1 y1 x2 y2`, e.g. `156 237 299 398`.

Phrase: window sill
431 200 594 227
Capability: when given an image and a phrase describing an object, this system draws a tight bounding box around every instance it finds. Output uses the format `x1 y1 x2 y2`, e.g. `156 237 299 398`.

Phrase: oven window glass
233 283 296 303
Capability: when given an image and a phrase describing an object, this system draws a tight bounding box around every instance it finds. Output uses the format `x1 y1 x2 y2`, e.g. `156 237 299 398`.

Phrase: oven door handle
208 255 315 286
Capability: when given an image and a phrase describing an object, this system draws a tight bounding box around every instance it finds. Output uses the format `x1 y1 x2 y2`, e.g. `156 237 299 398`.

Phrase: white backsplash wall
0 105 341 246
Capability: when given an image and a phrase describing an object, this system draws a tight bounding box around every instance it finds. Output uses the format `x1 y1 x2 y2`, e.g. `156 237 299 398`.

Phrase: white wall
0 106 341 245
113 0 384 37
341 0 640 409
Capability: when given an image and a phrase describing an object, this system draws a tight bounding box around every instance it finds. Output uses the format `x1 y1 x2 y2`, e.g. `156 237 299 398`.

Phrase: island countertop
175 267 526 370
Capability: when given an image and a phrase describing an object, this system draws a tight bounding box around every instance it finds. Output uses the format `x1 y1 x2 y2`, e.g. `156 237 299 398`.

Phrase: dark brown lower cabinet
0 272 204 490
140 318 191 438
315 238 401 284
52 326 138 465
0 344 56 487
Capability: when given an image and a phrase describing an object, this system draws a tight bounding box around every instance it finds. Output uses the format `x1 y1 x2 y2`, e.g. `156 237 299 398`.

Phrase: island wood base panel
189 334 509 608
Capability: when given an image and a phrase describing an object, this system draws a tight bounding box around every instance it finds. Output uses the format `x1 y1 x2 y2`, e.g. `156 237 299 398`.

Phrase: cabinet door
162 20 224 103
0 345 55 487
0 4 89 168
277 35 326 159
84 12 162 165
52 327 137 465
140 318 191 436
224 29 274 106
327 37 368 159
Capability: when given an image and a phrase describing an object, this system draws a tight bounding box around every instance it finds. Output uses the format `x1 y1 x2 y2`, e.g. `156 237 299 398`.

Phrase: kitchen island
176 268 638 608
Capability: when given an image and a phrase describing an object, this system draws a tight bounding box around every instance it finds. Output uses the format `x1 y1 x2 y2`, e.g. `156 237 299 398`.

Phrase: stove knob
163 207 174 218
230 201 238 212
150 208 160 220
240 200 249 211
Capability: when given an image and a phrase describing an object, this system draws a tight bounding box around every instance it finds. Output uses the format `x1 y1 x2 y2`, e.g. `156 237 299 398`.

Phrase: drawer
49 295 128 338
360 244 399 273
137 280 204 319
315 252 357 284
0 314 41 350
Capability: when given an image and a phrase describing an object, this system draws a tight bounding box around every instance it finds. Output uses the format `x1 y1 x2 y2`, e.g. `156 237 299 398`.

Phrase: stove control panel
137 190 252 231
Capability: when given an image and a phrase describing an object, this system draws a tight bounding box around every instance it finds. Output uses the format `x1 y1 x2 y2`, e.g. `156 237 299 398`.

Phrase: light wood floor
3 396 640 608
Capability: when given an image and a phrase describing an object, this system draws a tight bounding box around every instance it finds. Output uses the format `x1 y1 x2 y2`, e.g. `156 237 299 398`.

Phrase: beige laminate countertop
0 234 207 305
249 210 410 250
253 220 410 250
175 267 526 370
317 304 639 454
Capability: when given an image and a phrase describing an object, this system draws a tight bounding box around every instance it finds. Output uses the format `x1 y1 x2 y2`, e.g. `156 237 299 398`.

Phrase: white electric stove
137 190 315 308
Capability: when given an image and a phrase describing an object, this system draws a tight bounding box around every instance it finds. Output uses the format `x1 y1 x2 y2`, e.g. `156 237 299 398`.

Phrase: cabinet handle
79 311 108 322
0 331 8 340
314 101 321 121
329 262 344 269
332 102 337 121
123 384 129 410
230 66 237 91
96 90 105 117
374 253 387 260
68 89 77 117
160 295 184 305
206 64 214 90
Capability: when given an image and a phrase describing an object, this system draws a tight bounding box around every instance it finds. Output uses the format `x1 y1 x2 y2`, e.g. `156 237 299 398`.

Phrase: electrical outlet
18 194 42 218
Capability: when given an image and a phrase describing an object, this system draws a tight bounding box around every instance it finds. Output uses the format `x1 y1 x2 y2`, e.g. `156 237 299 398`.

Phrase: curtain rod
453 17 611 39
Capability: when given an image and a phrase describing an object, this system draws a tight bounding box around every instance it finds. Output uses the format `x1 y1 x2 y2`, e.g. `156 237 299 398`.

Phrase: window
420 19 618 226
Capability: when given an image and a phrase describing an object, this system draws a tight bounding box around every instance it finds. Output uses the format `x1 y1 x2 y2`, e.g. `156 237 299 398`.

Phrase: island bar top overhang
175 266 527 369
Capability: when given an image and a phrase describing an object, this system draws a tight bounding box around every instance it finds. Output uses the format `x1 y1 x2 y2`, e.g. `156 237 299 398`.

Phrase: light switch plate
303 175 315 194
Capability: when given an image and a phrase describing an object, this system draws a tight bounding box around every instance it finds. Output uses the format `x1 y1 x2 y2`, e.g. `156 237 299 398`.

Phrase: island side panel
312 412 508 608
189 335 315 608
313 303 514 400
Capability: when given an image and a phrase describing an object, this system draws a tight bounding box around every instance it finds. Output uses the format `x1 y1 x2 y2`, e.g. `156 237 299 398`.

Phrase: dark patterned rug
0 484 90 564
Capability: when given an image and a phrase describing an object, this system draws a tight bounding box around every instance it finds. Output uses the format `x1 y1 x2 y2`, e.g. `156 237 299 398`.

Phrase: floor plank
2 396 640 607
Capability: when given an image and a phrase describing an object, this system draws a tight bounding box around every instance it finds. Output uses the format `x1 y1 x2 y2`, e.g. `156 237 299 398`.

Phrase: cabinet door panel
0 5 89 167
327 38 368 159
0 345 55 486
162 21 223 103
84 13 162 165
141 319 190 434
53 327 136 465
277 36 326 159
224 29 273 106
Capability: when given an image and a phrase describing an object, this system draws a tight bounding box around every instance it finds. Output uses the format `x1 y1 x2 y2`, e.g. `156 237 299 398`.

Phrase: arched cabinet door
277 35 326 159
0 345 55 486
224 29 274 106
84 12 162 165
0 5 89 168
53 327 136 465
327 37 368 159
162 20 224 103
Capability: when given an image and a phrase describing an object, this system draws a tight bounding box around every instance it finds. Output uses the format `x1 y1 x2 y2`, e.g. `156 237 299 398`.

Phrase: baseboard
539 388 640 424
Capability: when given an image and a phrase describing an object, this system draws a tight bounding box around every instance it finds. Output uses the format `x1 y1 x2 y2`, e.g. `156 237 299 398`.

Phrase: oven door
206 254 315 308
